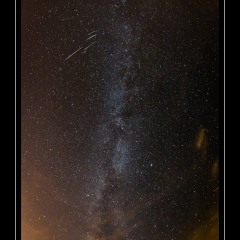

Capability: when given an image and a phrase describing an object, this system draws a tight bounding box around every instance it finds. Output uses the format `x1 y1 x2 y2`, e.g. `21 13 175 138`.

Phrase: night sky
21 0 219 239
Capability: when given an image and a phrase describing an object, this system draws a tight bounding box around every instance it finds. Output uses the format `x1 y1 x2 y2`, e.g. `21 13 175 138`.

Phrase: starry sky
21 0 219 239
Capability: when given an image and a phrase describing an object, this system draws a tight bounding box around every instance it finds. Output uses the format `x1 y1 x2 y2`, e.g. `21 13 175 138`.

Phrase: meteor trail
84 41 97 51
85 34 97 41
65 46 82 60
88 30 96 35
138 59 141 69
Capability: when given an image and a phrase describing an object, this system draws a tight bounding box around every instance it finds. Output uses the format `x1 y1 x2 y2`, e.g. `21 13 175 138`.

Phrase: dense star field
21 0 219 239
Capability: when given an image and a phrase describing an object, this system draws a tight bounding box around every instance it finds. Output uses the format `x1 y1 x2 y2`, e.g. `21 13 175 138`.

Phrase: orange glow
195 128 207 150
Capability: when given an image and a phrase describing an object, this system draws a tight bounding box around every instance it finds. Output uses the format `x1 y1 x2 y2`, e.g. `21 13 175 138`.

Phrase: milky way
22 0 219 239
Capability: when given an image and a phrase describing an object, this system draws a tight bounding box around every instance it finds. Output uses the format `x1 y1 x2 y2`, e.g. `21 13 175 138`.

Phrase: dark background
21 1 219 239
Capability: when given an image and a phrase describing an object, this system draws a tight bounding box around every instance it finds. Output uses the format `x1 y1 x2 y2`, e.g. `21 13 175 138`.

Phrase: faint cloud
189 210 219 240
21 220 50 240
